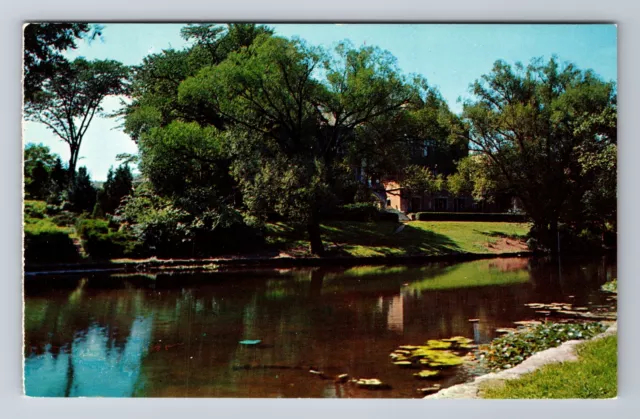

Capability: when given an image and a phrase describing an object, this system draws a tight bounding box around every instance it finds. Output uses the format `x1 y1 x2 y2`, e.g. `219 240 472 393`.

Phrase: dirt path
424 322 617 399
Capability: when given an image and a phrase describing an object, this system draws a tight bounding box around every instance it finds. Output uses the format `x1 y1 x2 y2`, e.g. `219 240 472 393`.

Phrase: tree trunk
307 209 325 256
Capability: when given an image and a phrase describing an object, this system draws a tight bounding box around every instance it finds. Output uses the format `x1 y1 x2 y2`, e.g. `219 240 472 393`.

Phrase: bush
76 218 136 260
24 200 47 219
415 212 527 222
24 219 79 264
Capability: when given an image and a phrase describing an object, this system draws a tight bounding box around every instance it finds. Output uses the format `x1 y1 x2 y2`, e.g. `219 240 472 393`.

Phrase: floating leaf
239 339 262 345
414 370 441 379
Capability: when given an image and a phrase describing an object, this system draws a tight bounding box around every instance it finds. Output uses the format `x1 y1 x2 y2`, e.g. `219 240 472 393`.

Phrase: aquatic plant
601 278 617 294
479 322 608 371
390 336 473 370
414 370 441 379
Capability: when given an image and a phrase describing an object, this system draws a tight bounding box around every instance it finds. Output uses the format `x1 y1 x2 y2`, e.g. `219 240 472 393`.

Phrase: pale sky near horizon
23 23 617 181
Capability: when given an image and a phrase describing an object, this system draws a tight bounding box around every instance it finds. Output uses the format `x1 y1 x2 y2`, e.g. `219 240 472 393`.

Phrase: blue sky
23 23 617 181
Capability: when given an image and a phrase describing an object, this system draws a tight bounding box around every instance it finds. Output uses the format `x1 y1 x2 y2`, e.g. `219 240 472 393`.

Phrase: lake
23 256 616 398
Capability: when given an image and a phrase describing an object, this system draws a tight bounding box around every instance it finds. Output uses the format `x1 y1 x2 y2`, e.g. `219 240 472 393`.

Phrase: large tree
23 23 101 104
462 57 616 254
24 58 130 178
178 36 423 254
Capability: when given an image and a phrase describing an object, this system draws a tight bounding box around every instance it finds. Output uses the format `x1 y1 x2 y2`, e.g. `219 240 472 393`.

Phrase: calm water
23 257 616 398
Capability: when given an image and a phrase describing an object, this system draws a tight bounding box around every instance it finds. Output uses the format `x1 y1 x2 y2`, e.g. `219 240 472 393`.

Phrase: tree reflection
25 316 153 397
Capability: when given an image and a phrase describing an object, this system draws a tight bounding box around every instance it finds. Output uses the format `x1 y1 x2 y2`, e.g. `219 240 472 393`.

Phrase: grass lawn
481 335 617 399
266 220 531 257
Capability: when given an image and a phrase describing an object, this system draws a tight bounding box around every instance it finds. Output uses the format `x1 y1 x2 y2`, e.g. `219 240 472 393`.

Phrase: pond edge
423 322 618 399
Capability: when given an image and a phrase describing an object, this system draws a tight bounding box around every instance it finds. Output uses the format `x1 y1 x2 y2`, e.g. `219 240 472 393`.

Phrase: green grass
267 220 531 257
405 260 530 292
482 335 617 399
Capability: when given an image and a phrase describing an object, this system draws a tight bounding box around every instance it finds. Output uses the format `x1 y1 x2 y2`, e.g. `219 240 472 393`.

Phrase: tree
462 57 616 254
68 167 97 213
23 23 101 103
25 58 130 178
98 163 134 215
178 36 422 255
400 165 444 197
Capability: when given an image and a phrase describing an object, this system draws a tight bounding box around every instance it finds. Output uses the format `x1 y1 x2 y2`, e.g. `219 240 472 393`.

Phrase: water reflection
25 316 153 397
24 257 616 398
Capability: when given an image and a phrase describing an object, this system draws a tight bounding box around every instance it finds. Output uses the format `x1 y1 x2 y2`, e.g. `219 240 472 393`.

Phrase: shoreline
24 250 535 277
424 322 618 399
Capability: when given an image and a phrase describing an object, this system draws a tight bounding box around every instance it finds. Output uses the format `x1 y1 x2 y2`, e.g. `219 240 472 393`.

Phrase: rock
496 328 518 334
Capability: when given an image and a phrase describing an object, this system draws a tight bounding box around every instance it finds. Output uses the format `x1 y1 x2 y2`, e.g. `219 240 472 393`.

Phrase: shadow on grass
320 222 463 257
478 230 528 240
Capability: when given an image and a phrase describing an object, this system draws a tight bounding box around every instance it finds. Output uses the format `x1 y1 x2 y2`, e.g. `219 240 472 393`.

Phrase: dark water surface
23 257 616 398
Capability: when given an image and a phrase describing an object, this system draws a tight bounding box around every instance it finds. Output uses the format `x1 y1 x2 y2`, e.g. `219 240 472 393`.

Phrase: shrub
24 200 47 219
415 212 527 222
76 218 136 260
24 219 79 264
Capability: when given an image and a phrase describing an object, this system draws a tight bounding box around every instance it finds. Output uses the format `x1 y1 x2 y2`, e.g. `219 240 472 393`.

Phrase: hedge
415 212 527 222
24 219 79 264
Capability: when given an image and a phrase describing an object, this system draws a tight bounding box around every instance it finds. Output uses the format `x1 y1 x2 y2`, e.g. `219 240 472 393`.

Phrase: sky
23 23 617 181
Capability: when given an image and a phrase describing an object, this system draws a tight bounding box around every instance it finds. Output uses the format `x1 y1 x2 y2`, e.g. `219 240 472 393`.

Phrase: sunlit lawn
266 220 530 257
481 335 617 399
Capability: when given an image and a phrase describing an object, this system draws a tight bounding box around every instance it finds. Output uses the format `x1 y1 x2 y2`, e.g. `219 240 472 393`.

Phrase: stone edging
424 322 618 399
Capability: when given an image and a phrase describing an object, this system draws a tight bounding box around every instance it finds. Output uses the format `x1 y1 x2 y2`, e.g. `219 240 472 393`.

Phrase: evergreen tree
68 167 97 213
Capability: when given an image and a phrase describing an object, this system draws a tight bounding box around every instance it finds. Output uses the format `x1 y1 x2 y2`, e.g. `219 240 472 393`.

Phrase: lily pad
425 340 452 349
414 370 441 379
393 361 413 367
239 339 262 346
355 378 390 389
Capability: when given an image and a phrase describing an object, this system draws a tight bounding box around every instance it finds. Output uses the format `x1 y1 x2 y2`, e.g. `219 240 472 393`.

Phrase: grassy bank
24 199 531 267
267 220 530 257
482 334 617 399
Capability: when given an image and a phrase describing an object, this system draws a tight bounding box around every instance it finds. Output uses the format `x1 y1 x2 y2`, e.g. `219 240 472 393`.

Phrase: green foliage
415 212 527 222
24 217 79 264
97 163 134 215
24 57 130 176
23 23 101 103
601 278 617 294
463 57 616 253
24 200 47 219
400 165 445 196
76 218 135 260
482 335 617 399
67 167 97 213
116 182 263 257
478 322 608 371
